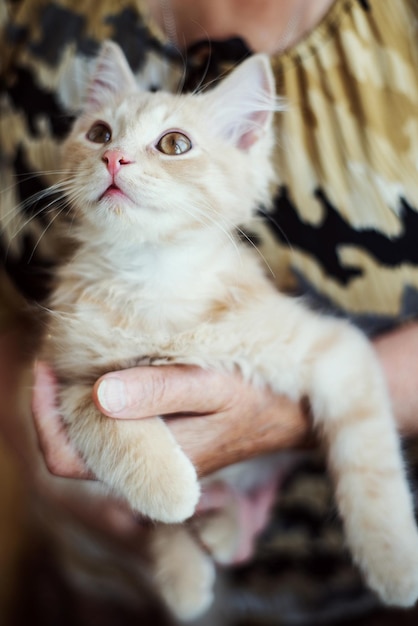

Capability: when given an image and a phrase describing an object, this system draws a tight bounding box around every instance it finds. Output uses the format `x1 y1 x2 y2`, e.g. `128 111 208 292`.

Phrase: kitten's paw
125 449 200 523
367 542 418 607
370 555 418 608
152 527 216 621
194 507 238 564
159 553 215 621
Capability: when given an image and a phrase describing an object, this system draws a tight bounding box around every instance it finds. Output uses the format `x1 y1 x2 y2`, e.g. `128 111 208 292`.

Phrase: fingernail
97 378 126 414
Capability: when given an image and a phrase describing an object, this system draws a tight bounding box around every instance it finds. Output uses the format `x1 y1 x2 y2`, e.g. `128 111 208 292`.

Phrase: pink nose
102 149 133 175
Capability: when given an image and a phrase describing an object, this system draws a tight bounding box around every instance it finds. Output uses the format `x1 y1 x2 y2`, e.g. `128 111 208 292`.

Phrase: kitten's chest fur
44 232 266 380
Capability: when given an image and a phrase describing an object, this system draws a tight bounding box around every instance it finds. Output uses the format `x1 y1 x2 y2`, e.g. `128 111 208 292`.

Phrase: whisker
2 185 72 236
2 178 76 216
0 170 71 207
27 205 68 262
189 35 213 96
258 206 294 254
235 223 276 279
172 40 189 96
206 210 242 261
185 200 243 264
193 54 248 96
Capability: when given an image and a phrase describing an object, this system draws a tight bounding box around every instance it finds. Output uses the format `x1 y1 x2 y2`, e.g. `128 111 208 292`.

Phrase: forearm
373 321 418 436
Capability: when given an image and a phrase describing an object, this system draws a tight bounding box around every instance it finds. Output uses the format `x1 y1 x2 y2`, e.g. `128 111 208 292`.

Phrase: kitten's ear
207 54 282 150
86 41 137 110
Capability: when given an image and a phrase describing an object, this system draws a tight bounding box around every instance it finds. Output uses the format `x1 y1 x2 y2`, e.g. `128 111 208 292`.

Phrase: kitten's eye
86 122 112 144
157 132 192 155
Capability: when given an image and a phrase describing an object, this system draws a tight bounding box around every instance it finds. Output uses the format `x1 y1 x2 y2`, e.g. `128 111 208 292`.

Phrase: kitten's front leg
302 320 418 607
58 383 200 523
207 293 418 608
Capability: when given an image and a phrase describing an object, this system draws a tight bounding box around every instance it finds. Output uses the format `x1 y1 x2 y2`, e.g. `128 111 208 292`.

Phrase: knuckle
146 368 168 408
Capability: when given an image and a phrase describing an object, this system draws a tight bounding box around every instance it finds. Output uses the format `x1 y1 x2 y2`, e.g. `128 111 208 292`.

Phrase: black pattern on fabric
6 66 73 138
29 4 97 64
268 189 418 287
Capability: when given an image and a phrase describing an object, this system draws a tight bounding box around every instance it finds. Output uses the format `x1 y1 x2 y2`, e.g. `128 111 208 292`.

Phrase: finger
93 365 237 419
231 479 280 564
230 486 276 565
196 482 231 513
231 494 259 564
248 478 279 534
32 361 93 479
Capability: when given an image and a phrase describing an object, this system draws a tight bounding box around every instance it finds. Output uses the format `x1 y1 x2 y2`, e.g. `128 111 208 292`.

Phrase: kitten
40 41 418 620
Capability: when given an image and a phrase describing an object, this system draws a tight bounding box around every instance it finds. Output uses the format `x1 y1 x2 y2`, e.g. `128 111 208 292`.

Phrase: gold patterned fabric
261 0 418 335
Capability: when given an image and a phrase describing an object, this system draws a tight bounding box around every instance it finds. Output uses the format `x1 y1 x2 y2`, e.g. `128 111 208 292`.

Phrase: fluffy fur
40 42 418 619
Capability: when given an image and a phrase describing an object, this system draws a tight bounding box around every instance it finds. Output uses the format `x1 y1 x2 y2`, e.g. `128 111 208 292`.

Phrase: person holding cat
2 0 418 623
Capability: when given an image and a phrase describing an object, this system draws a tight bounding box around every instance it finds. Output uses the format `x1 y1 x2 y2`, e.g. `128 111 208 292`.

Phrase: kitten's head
63 42 282 244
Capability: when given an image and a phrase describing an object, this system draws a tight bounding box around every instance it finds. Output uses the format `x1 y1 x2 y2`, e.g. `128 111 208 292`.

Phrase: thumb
93 364 233 419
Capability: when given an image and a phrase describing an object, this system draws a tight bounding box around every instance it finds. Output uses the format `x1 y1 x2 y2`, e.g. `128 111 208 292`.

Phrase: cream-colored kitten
41 42 418 620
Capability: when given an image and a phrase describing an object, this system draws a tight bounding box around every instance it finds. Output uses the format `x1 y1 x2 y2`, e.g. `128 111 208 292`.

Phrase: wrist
373 321 418 435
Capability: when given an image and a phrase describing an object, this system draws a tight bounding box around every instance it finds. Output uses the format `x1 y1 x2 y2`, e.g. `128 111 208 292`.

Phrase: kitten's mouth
99 184 124 200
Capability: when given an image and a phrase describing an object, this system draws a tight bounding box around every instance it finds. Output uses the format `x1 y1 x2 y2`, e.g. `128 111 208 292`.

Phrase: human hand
33 361 309 478
32 361 309 560
93 364 309 474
